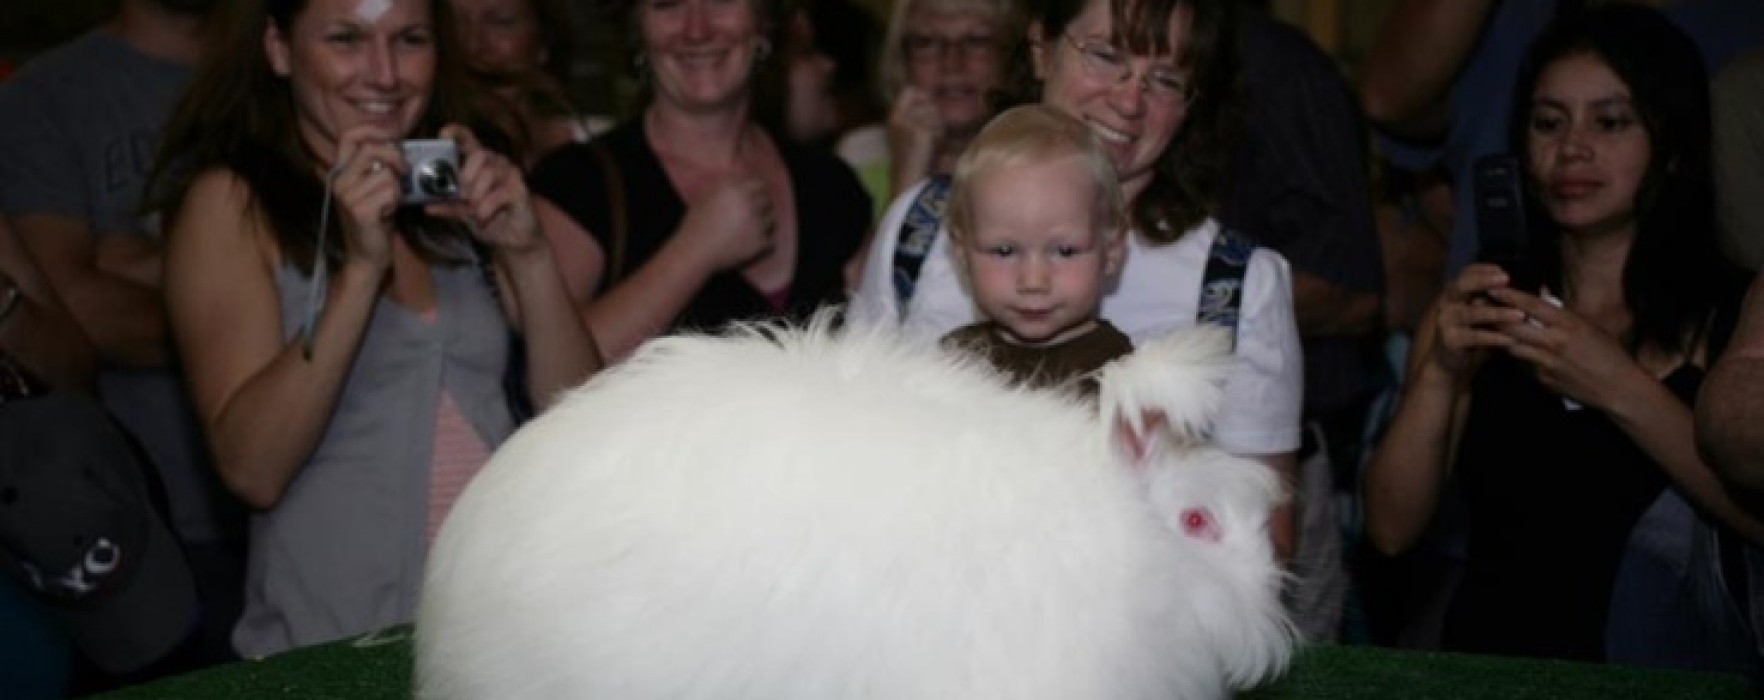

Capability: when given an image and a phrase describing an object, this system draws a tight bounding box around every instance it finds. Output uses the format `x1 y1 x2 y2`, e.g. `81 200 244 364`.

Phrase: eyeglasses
902 33 997 64
1061 32 1195 107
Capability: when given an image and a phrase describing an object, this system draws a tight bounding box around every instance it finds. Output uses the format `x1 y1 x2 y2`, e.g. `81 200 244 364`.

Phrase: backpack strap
1197 226 1256 348
890 174 954 317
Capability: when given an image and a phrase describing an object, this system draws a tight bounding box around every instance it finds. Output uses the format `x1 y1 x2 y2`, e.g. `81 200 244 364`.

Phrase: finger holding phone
1488 285 1645 411
1430 263 1527 377
1470 153 1608 408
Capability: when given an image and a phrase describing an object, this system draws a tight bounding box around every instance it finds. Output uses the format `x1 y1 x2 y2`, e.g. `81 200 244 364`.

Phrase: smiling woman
527 0 871 362
875 0 1021 199
847 0 1305 571
142 0 602 658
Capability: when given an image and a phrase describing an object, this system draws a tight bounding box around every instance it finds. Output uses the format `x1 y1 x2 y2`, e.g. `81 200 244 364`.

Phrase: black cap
0 392 197 674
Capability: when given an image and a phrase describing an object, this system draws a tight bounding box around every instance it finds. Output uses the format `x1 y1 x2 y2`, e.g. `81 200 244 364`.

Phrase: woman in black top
531 0 870 360
1364 5 1764 665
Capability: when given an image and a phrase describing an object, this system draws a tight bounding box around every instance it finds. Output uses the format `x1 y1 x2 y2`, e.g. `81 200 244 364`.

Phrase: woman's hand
1427 262 1526 377
428 124 543 258
888 86 943 189
332 126 404 272
677 169 774 273
1486 286 1648 412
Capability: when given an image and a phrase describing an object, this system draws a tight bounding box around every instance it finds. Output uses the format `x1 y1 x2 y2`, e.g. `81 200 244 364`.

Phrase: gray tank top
234 249 515 657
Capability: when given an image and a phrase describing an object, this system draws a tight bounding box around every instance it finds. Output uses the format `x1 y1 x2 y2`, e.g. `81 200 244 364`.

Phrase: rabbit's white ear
1098 326 1235 449
1113 410 1166 468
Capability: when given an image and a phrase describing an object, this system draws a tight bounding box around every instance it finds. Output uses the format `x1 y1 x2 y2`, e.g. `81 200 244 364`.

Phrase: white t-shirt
849 180 1304 456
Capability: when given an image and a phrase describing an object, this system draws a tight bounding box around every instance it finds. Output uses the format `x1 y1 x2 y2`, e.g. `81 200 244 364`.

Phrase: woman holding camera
148 0 600 657
1363 5 1763 666
530 0 871 362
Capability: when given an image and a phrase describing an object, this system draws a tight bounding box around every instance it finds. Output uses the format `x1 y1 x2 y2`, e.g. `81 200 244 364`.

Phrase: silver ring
368 159 384 175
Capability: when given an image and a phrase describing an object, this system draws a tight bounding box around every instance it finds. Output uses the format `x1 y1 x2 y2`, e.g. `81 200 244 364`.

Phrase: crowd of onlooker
2 0 1764 696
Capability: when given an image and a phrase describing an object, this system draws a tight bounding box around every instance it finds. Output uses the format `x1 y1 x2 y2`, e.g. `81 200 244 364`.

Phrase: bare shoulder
170 167 281 270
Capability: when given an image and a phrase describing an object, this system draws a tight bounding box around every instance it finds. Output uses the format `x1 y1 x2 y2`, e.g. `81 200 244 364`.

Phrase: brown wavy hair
1001 0 1238 243
145 0 514 274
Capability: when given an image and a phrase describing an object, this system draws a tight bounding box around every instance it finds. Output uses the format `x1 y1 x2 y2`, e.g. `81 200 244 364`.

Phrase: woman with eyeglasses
838 0 1021 289
849 0 1304 562
876 0 1022 202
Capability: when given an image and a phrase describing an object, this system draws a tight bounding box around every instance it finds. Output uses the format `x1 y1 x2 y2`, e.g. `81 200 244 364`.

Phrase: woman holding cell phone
147 0 599 657
1364 4 1763 668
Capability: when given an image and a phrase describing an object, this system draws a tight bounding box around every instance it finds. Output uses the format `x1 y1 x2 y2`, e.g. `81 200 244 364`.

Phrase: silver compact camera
399 139 462 206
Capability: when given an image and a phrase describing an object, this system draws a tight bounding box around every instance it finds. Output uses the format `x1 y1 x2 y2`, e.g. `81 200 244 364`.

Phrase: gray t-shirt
0 30 237 545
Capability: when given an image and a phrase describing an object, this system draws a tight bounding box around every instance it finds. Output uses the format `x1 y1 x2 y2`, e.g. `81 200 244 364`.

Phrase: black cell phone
1472 154 1539 293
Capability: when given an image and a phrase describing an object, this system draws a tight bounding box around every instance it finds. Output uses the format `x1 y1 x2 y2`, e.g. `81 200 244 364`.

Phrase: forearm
1291 271 1382 338
203 264 382 509
1699 356 1764 494
889 153 933 202
582 234 717 361
0 293 96 391
57 271 168 367
94 235 164 288
15 215 170 367
1363 362 1462 554
1698 273 1764 493
498 246 602 409
1360 0 1497 139
1250 452 1299 564
1612 376 1764 542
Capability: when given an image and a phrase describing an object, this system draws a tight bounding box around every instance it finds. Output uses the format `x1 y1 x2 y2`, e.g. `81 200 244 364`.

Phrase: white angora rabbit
416 317 1295 699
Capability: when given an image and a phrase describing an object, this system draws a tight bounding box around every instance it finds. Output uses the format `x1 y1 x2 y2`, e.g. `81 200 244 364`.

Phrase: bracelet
0 280 19 330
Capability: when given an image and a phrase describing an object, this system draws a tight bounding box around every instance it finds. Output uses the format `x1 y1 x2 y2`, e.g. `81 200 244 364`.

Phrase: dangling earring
753 38 772 64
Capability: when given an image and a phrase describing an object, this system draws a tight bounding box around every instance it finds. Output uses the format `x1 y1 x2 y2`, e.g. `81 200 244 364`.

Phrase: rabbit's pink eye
1179 508 1220 542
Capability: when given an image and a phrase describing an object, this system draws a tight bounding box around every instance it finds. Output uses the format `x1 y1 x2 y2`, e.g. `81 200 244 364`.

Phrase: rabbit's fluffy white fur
416 316 1294 699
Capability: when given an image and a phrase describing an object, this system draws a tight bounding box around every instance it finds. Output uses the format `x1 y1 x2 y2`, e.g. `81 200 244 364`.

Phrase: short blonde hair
945 105 1127 248
878 0 1023 104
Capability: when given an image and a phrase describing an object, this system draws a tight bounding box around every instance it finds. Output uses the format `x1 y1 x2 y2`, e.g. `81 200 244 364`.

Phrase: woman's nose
1559 124 1594 161
683 3 712 40
366 40 398 88
1106 67 1148 116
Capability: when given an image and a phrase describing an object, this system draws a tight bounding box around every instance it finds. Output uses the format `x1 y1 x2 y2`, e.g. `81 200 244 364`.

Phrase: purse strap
585 140 629 287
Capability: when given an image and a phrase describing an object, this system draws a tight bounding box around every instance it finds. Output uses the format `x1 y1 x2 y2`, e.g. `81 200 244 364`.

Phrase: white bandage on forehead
354 0 392 23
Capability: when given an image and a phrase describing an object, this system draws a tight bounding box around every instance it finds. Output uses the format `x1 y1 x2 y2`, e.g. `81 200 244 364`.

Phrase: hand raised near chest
677 168 776 273
889 87 944 185
1485 286 1652 413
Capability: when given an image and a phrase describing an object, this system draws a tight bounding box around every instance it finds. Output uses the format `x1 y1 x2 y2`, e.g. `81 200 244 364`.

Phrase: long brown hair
145 0 513 274
1003 0 1238 243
